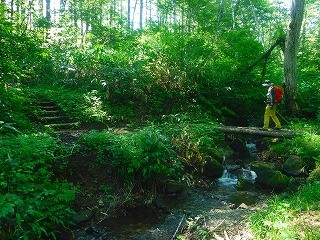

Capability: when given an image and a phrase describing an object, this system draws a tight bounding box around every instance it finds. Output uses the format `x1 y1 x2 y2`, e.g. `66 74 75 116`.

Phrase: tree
45 0 51 22
284 0 305 115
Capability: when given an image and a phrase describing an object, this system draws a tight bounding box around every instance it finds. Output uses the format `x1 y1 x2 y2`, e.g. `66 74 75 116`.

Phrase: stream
71 166 272 240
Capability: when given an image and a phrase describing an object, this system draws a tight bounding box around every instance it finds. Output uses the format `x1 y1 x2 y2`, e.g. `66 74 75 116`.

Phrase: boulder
202 156 224 179
200 146 225 164
227 137 250 160
217 143 235 162
255 170 290 191
72 210 94 224
283 155 305 176
231 168 256 181
249 160 278 173
307 165 320 182
236 178 255 190
209 147 225 164
164 180 185 195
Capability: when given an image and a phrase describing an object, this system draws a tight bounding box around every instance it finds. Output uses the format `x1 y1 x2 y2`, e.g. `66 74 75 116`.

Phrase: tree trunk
139 0 143 29
284 0 305 116
39 0 43 17
127 0 131 29
45 0 51 22
60 0 67 15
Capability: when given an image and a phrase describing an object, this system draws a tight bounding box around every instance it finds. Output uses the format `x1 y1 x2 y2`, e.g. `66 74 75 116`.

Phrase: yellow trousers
263 105 281 129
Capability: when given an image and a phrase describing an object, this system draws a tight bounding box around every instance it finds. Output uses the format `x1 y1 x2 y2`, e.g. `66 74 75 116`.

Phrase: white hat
262 80 273 86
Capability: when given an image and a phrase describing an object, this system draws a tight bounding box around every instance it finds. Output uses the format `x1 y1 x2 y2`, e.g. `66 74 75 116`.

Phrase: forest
0 0 319 239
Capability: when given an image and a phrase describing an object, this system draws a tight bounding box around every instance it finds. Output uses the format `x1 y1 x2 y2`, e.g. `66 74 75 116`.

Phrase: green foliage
0 6 52 87
130 127 183 180
0 86 37 132
165 121 224 171
271 123 320 168
79 127 183 183
44 21 267 124
250 182 320 239
0 134 77 239
307 163 320 182
299 77 320 119
1 0 320 238
0 121 21 134
29 85 111 123
77 121 222 183
99 184 115 206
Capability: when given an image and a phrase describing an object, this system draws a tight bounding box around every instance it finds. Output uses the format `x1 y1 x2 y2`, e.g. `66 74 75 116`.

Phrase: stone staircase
37 101 80 132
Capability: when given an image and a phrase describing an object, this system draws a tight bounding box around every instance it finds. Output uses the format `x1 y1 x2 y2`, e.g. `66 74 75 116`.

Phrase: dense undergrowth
1 1 320 237
1 85 227 239
1 84 320 239
0 134 77 239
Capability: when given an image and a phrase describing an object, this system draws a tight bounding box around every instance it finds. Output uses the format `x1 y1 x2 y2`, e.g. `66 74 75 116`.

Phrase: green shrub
307 163 320 182
108 127 183 182
165 122 223 171
0 87 36 132
77 121 222 183
0 134 77 239
271 124 320 169
76 130 115 163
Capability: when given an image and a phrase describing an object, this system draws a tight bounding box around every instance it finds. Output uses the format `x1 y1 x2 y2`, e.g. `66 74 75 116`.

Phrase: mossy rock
227 137 250 160
249 160 278 173
283 155 305 176
217 143 235 162
202 156 224 179
236 178 255 190
307 166 320 183
164 180 185 195
207 147 225 164
256 170 290 191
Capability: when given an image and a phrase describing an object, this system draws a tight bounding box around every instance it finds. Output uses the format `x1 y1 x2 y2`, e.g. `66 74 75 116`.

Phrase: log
216 126 298 138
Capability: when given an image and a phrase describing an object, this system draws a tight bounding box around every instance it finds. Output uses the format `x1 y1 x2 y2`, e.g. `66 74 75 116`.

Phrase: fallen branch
171 214 186 240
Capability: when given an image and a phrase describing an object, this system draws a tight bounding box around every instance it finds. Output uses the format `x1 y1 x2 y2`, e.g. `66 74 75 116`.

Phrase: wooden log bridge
216 126 298 138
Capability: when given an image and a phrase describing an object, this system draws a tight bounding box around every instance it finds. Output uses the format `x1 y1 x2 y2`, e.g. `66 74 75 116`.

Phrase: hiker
261 80 281 130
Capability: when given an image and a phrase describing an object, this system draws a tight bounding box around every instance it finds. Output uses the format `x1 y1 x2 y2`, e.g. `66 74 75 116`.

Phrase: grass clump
250 182 320 240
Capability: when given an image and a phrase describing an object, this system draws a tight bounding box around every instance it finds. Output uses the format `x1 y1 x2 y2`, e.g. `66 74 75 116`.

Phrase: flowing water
71 164 271 240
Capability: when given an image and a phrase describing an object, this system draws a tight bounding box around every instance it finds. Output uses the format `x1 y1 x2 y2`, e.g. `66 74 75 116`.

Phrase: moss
249 161 278 173
256 170 290 191
307 166 320 183
202 156 224 179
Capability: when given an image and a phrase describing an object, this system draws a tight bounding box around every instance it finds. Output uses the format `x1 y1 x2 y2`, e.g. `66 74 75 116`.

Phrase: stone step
40 110 61 116
38 101 56 107
39 105 59 110
45 122 80 130
39 116 69 123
